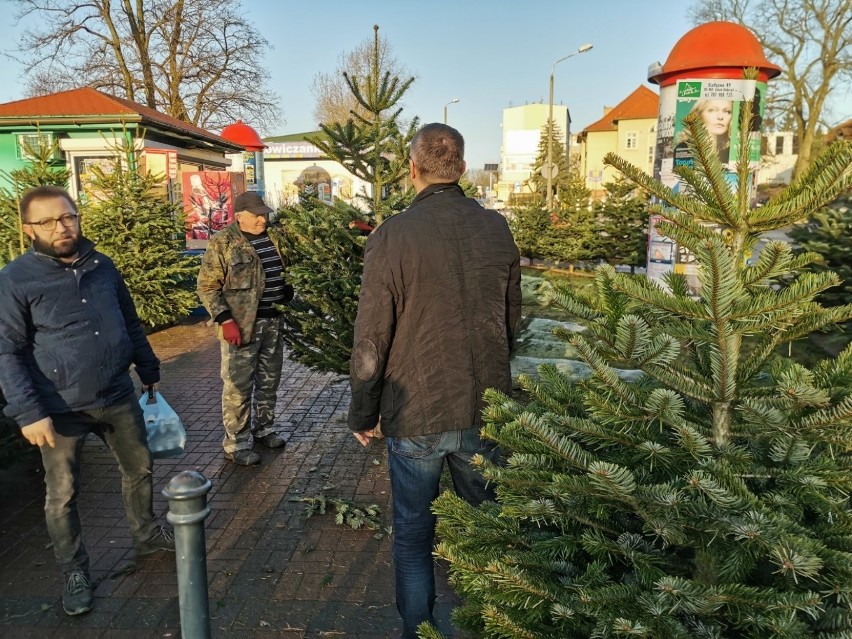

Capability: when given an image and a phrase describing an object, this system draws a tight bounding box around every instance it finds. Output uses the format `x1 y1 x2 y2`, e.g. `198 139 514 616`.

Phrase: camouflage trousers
220 316 284 453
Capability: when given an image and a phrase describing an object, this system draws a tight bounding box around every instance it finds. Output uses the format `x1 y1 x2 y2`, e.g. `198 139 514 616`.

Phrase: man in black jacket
0 186 174 617
349 123 522 638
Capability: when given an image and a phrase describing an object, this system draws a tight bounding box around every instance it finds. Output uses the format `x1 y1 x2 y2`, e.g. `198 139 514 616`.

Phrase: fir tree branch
642 362 716 403
729 271 840 322
611 276 710 321
571 335 638 405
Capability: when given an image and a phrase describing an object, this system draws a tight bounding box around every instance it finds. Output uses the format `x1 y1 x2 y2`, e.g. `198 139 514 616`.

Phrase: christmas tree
81 136 199 328
530 121 571 202
509 203 551 260
279 25 419 375
428 81 852 638
541 203 600 270
0 134 71 266
560 155 593 212
788 193 852 308
596 176 649 272
277 192 368 374
308 24 418 224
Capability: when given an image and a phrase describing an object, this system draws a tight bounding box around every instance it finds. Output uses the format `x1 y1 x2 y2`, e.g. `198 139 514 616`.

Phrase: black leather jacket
348 183 522 438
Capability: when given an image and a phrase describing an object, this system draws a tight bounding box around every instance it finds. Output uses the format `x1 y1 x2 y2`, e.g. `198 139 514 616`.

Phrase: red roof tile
0 87 243 151
582 86 659 134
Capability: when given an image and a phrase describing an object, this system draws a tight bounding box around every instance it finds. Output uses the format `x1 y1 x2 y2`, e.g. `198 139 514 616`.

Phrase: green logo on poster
678 82 702 98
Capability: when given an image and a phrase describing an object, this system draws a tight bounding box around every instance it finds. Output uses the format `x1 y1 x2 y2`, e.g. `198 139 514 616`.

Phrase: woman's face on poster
700 100 733 136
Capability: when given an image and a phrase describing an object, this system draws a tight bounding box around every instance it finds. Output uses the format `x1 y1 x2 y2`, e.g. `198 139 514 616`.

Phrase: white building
757 131 798 186
497 103 570 204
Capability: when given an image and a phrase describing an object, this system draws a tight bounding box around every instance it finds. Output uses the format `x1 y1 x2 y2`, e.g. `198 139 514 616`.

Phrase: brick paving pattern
0 318 460 638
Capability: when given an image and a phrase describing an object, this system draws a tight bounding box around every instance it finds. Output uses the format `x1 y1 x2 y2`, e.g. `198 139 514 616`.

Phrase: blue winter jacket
0 238 160 428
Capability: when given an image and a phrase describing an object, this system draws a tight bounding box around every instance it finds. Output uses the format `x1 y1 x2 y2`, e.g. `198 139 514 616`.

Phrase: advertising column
220 119 267 199
647 21 781 290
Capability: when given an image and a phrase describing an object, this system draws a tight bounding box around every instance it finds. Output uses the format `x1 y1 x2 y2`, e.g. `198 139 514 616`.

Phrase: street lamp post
546 43 593 209
444 98 460 124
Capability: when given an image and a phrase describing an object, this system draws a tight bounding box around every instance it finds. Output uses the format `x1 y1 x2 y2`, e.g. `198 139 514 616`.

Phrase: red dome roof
220 120 267 151
649 21 781 86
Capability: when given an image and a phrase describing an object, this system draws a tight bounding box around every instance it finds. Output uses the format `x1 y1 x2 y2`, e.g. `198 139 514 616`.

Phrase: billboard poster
239 150 265 196
243 151 257 190
646 214 675 285
672 79 765 172
183 171 240 249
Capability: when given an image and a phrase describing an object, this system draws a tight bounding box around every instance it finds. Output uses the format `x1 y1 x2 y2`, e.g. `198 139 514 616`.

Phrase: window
626 132 638 149
775 136 784 154
792 135 800 154
16 132 59 161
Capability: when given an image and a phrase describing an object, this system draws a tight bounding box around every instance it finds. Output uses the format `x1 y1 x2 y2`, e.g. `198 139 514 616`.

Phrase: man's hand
352 427 380 447
142 383 160 396
21 417 56 448
221 319 242 346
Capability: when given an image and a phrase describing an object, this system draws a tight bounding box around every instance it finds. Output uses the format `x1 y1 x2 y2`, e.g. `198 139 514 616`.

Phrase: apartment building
496 102 569 203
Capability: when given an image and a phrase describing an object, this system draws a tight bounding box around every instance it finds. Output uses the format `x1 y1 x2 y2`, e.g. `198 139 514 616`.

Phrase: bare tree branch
310 33 415 126
11 0 282 131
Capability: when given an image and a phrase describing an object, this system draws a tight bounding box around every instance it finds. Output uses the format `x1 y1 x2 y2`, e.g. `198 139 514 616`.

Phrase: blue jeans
387 426 500 639
39 393 157 575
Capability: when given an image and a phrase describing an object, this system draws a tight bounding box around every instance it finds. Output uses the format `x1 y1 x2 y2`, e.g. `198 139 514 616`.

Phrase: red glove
221 319 242 346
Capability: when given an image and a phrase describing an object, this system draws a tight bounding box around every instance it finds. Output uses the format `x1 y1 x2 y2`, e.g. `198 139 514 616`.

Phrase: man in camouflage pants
197 192 293 466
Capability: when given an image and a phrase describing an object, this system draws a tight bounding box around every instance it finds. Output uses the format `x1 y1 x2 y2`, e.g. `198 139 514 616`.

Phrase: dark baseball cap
233 191 273 217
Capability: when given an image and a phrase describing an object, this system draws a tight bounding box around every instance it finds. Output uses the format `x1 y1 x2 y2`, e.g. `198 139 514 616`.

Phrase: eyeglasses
25 213 79 231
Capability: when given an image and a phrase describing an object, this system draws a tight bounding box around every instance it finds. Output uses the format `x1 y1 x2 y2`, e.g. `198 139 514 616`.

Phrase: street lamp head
552 44 594 73
443 98 460 124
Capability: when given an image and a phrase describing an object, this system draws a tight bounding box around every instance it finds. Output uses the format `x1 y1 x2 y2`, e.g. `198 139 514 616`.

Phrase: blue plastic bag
140 389 187 459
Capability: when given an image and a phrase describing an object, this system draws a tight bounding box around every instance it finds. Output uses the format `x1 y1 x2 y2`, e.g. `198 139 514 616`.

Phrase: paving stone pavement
0 318 462 638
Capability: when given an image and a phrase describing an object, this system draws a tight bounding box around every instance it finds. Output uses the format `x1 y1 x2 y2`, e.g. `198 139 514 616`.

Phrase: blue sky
1 0 840 171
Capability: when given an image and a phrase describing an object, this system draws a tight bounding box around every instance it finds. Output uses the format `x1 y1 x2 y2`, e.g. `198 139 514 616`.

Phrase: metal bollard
163 470 212 639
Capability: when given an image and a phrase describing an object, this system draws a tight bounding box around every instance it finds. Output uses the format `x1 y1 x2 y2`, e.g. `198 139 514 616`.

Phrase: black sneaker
257 432 286 449
62 570 93 616
135 525 176 556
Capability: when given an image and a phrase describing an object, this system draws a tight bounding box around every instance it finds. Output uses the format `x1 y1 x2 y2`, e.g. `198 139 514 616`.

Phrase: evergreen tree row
510 175 649 272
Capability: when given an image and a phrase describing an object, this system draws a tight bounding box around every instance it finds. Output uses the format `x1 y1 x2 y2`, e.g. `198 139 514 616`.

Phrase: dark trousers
39 393 157 575
386 426 500 639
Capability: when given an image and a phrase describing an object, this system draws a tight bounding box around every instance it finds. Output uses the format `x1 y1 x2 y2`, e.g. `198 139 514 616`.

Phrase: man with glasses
197 191 293 466
0 186 174 617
